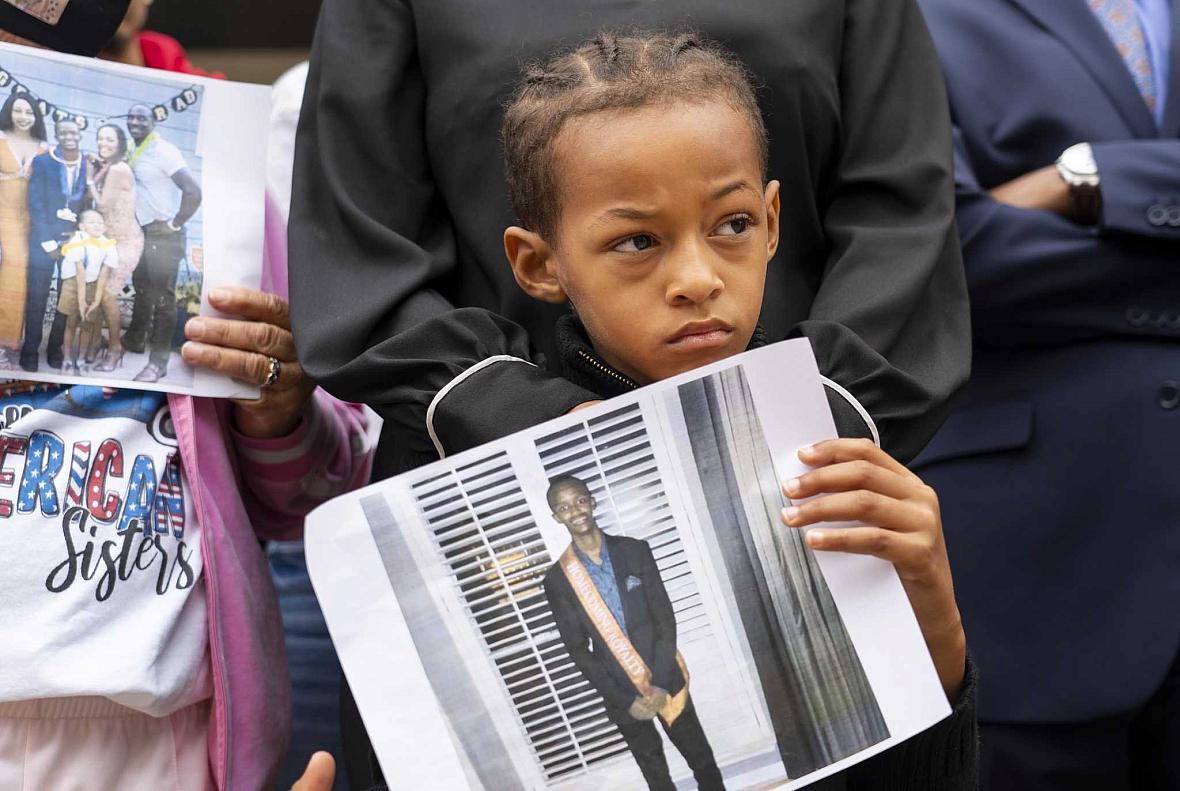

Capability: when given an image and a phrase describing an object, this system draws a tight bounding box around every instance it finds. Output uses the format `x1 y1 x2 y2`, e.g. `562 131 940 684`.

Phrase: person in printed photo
20 117 86 372
58 208 117 375
542 474 724 790
0 92 48 358
122 102 201 383
86 122 142 372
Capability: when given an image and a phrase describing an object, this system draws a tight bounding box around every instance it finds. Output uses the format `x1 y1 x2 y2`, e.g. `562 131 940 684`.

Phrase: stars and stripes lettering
0 431 184 536
65 441 90 507
18 430 64 516
86 439 124 523
0 435 29 518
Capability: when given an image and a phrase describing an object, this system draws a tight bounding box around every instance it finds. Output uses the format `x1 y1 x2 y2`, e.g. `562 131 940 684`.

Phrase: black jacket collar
554 313 769 398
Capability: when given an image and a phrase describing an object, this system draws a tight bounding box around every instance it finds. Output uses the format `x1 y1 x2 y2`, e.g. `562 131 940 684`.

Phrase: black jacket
289 0 971 479
543 534 683 725
339 319 980 790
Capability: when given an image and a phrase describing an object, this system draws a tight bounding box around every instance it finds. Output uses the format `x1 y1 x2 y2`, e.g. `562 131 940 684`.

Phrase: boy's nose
665 248 724 305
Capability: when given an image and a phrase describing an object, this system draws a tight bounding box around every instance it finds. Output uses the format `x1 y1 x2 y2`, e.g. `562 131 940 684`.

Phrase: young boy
58 209 118 375
337 31 976 791
498 32 976 789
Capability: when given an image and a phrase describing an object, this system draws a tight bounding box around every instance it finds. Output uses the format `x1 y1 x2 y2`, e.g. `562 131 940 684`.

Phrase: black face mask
0 0 130 56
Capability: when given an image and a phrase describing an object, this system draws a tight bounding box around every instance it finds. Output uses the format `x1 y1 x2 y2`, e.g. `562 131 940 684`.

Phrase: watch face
1060 143 1098 178
0 0 129 56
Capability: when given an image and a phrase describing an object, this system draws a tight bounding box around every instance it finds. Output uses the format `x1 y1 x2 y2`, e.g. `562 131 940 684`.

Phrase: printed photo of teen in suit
542 474 724 791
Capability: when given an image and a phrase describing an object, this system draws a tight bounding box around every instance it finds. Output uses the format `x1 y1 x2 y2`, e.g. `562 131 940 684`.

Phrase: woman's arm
795 0 971 462
290 0 594 462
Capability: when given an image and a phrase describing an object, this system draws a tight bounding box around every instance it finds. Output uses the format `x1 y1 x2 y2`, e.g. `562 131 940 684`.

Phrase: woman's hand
181 286 316 439
781 438 967 701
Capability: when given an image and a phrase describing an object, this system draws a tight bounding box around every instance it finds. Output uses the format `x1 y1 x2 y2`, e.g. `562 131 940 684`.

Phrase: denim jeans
268 540 348 790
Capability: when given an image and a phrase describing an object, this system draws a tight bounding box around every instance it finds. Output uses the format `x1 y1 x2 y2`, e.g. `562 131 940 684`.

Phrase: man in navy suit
914 1 1178 788
542 475 723 790
20 118 87 372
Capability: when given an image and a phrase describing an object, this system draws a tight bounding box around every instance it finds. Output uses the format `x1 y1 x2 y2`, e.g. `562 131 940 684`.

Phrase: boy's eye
714 216 751 236
612 234 656 253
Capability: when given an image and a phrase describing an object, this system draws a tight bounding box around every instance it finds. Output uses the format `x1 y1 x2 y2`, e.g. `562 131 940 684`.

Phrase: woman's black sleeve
796 0 971 462
288 0 594 461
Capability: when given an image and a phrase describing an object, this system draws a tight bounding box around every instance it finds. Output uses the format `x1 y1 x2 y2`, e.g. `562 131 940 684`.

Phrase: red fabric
137 30 224 79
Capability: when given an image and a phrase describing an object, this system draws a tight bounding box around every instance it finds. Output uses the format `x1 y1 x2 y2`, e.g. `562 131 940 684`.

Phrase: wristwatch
1056 142 1102 225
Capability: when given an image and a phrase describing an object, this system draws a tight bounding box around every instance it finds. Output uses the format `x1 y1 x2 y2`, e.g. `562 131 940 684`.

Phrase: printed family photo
0 42 267 397
308 342 952 790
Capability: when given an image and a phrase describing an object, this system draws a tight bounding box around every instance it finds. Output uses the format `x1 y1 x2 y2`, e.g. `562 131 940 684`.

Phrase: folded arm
951 128 1179 347
1091 139 1180 239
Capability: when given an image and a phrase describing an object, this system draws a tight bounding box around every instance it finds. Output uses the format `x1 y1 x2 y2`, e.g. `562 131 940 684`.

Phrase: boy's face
56 121 80 153
549 483 599 537
507 100 779 385
80 213 106 237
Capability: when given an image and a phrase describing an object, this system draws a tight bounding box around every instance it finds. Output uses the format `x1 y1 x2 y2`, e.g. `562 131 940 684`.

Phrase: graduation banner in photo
0 41 269 398
306 340 953 790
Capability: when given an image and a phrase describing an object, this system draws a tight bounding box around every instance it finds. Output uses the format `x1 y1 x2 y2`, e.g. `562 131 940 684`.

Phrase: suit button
1126 307 1148 326
1169 206 1180 227
1148 204 1168 226
1161 381 1180 410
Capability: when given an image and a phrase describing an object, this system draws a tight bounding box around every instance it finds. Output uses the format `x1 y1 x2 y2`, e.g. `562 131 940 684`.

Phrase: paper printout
307 339 952 790
0 42 268 397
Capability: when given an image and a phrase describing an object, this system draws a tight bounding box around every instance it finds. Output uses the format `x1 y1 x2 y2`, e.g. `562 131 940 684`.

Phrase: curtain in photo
678 367 888 777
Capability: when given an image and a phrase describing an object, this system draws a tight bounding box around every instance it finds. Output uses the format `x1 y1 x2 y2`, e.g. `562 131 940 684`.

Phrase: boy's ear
764 180 781 262
504 226 567 304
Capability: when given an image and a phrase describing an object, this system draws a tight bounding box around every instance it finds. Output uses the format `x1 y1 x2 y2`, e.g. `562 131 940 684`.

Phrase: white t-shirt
63 159 81 194
0 382 209 716
60 232 119 282
130 133 188 225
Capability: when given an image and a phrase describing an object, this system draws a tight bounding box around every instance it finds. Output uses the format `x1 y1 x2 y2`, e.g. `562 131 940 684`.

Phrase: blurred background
150 0 321 83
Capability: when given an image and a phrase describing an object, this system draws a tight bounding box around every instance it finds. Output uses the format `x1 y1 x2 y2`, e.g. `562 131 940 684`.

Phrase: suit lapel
1008 0 1159 138
1161 0 1180 137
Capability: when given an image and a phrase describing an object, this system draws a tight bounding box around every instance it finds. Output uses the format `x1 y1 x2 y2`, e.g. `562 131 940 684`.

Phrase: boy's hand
781 438 966 701
645 687 670 712
628 696 657 720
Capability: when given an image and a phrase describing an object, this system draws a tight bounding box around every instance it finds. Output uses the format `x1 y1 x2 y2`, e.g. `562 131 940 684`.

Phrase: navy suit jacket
27 148 88 262
914 0 1180 723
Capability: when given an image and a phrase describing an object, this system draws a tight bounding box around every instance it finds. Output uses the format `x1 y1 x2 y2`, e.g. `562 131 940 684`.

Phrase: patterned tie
1088 0 1158 113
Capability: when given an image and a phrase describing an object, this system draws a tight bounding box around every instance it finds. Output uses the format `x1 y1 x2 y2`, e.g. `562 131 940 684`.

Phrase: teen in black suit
542 475 723 790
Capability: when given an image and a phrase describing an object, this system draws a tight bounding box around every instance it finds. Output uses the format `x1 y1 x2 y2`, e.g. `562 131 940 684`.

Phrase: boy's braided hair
502 30 768 241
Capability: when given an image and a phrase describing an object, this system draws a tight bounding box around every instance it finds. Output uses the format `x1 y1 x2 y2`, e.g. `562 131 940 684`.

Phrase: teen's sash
559 544 689 725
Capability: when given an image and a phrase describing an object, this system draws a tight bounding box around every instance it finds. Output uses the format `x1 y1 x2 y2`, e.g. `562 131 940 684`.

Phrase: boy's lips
666 318 735 350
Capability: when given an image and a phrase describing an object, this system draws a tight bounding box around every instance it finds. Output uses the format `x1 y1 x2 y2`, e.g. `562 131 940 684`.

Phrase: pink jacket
167 198 373 789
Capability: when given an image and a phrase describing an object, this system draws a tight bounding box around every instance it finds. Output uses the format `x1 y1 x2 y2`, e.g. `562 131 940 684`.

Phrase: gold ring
263 356 281 388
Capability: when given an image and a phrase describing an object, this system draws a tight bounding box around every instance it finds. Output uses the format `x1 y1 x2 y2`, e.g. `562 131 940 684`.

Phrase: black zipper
576 349 639 390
